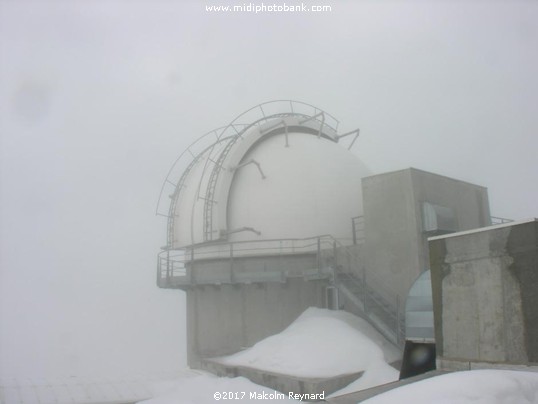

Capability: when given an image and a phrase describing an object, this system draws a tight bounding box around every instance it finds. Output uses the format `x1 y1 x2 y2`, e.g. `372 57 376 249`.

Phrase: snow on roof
428 217 537 241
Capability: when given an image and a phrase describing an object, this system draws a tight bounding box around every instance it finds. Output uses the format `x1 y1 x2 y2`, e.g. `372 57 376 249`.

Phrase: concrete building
333 168 491 350
362 168 491 304
155 101 496 378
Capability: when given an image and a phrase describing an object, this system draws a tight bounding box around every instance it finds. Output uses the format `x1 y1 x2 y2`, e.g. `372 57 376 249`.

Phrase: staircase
326 237 405 348
335 272 404 348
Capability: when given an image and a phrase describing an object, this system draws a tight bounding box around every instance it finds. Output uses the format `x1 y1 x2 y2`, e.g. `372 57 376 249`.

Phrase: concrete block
430 219 538 369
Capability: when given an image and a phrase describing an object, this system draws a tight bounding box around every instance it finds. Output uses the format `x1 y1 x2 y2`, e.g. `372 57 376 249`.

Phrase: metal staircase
335 272 405 348
327 236 405 348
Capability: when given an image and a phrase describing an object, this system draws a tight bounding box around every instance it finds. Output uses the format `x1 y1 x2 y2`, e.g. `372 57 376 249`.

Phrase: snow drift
213 307 401 379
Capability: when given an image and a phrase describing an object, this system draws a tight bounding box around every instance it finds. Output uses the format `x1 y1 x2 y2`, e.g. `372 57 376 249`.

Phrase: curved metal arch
213 100 340 142
157 125 247 250
167 135 235 247
156 126 227 218
158 100 359 248
203 112 339 242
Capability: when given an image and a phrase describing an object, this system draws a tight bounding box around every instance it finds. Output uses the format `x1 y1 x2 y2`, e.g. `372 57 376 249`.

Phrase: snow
327 362 400 397
213 307 400 378
135 310 538 404
139 307 401 404
137 369 538 404
361 369 538 404
138 371 295 404
0 371 190 404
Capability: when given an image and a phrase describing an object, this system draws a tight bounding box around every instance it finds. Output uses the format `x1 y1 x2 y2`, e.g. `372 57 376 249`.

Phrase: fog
0 0 537 380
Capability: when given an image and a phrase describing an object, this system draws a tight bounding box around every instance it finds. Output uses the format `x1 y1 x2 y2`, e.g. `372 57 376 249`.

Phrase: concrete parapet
437 358 538 372
429 219 538 369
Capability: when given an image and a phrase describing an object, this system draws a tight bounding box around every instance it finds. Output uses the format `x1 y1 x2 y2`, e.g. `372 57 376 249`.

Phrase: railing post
166 250 171 280
279 240 283 278
396 295 402 345
190 247 195 284
157 255 162 286
230 242 234 283
333 240 338 270
363 267 367 314
317 237 321 273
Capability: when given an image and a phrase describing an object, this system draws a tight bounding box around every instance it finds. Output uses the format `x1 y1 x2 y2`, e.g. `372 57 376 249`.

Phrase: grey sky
1 0 537 379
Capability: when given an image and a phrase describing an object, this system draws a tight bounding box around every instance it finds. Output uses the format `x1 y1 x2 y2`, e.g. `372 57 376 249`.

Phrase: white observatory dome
227 131 369 243
158 101 370 249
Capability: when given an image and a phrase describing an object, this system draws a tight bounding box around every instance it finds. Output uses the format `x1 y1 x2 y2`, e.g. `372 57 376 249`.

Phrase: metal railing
491 216 514 225
327 235 405 347
157 233 404 347
351 216 365 245
157 235 338 285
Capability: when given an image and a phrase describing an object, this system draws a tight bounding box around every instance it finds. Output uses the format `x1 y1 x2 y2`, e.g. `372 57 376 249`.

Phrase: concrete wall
362 168 491 309
429 219 538 369
186 277 328 367
182 245 340 367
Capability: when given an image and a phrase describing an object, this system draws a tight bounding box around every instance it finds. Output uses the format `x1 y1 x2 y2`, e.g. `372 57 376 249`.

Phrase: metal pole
279 240 283 279
230 243 234 283
396 295 401 345
317 237 321 273
352 218 357 245
333 240 338 270
363 265 367 314
166 250 171 280
190 247 195 285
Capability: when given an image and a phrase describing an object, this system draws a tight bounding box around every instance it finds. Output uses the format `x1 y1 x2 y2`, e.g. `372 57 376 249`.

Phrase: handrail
325 234 405 347
224 100 339 137
157 232 405 346
490 216 513 225
162 235 338 260
351 216 365 245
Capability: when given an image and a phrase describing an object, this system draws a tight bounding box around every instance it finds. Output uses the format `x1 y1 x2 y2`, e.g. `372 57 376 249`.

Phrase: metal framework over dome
156 100 362 250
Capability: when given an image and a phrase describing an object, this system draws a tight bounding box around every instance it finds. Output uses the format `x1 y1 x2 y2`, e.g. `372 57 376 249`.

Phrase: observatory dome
226 132 369 243
160 102 371 249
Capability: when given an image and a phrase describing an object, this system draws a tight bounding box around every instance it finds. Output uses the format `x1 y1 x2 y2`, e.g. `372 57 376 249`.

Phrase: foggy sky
1 0 537 380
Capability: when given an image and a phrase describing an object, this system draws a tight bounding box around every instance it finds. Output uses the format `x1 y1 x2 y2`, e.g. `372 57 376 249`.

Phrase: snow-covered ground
138 369 538 404
327 362 399 397
140 307 401 404
140 308 538 404
214 307 401 379
361 369 538 404
139 371 295 404
5 308 537 404
0 371 188 404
